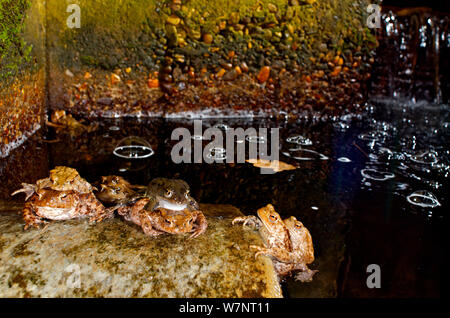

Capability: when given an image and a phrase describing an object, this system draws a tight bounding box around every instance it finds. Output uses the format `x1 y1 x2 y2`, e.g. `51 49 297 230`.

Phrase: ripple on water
283 149 328 161
409 151 439 164
361 168 395 181
407 190 441 208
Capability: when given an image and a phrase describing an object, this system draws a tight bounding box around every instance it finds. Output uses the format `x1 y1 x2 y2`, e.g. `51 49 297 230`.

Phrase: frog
115 198 205 237
47 110 98 135
12 188 112 230
283 216 318 282
96 175 146 205
110 178 207 238
232 204 317 282
14 166 95 201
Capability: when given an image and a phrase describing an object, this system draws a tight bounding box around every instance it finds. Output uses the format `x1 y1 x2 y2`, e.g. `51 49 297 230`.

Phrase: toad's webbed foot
11 183 37 201
232 215 262 229
189 211 207 239
294 267 318 283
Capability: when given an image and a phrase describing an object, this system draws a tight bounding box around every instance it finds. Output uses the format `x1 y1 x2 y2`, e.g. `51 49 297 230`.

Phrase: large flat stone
0 203 282 298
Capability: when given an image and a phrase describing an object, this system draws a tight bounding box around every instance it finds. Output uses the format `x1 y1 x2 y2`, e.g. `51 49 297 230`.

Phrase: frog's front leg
85 193 114 223
232 215 262 229
139 213 164 237
189 210 207 239
143 195 159 212
250 245 294 263
22 202 48 230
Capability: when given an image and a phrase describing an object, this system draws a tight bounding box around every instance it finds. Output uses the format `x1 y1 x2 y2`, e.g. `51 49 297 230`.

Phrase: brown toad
12 188 112 230
232 204 317 282
110 178 207 238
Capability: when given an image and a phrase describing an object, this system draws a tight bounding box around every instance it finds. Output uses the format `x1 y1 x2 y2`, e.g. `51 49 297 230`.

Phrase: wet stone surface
0 204 282 298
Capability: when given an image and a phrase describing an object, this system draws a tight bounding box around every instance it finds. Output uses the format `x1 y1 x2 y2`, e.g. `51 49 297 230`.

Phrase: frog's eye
164 219 173 226
269 214 278 222
188 218 193 224
295 223 303 230
165 190 173 198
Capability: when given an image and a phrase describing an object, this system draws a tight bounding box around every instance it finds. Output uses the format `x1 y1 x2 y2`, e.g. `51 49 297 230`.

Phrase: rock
202 33 213 44
0 204 282 298
257 66 271 83
268 4 278 13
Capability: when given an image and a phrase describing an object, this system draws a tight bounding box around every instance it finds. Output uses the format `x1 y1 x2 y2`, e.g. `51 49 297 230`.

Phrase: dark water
1 98 446 298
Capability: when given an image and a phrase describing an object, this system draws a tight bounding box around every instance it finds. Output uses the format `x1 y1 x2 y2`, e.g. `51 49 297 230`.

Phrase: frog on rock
110 178 207 238
11 167 112 229
232 204 318 282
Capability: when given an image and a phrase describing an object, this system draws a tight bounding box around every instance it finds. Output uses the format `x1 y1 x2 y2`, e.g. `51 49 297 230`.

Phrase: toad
96 175 145 205
110 178 207 238
12 188 112 230
12 167 111 229
232 204 317 282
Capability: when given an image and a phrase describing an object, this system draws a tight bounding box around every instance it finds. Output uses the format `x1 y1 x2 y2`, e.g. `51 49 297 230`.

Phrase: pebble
257 66 271 83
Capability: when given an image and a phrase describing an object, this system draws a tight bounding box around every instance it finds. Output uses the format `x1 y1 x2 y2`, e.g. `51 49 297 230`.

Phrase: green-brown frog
232 204 317 282
96 175 145 205
111 178 207 238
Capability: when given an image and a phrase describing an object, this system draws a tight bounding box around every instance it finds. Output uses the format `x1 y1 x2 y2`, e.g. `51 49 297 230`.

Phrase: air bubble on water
286 135 313 146
361 169 395 181
333 122 350 131
406 190 441 208
109 126 120 131
358 132 379 142
206 147 227 161
113 136 154 159
213 123 230 131
338 157 352 163
246 135 267 144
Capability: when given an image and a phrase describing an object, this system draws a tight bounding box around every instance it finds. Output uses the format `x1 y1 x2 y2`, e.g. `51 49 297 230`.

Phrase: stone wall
1 0 377 156
46 0 377 118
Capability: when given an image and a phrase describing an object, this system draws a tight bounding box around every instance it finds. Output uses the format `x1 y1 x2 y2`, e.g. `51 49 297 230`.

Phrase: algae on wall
0 0 32 83
0 0 46 157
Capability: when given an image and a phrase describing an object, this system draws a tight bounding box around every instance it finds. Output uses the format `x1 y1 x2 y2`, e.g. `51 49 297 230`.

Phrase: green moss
0 0 33 82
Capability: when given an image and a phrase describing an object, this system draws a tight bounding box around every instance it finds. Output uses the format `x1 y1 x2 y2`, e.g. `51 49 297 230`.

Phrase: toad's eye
269 214 277 222
164 219 173 226
295 223 302 229
188 218 193 224
165 190 173 198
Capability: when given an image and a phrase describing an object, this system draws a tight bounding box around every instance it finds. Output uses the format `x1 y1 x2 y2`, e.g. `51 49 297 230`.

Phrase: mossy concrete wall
0 0 46 157
1 0 378 155
46 0 377 118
